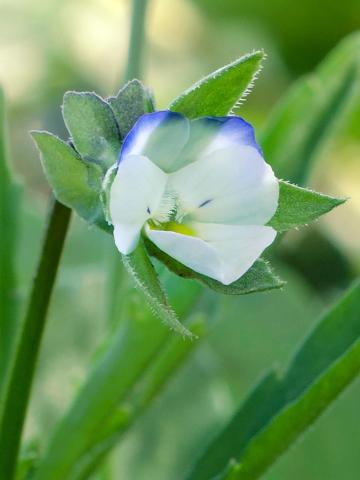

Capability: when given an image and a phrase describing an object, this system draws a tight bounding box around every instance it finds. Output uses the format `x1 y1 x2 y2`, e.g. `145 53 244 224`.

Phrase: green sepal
100 164 118 225
108 79 155 137
169 50 264 118
62 91 121 170
31 131 108 230
123 241 194 338
268 180 346 231
144 238 284 295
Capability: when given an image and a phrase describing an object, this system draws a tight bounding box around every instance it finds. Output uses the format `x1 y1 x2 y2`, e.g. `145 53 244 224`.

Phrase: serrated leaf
62 91 121 169
144 238 284 295
31 131 107 229
108 79 154 137
188 279 360 480
268 180 345 231
169 51 264 118
260 33 360 184
123 241 194 337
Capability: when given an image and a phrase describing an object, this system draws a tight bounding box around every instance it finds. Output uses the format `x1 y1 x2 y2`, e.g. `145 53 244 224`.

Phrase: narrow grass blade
188 280 360 480
260 33 360 184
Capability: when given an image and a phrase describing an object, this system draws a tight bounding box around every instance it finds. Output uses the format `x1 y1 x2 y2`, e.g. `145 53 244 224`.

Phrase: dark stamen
147 207 151 214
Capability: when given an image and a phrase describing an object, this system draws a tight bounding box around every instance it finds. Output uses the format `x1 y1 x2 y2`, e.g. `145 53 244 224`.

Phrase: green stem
0 198 71 479
124 0 149 81
0 89 20 406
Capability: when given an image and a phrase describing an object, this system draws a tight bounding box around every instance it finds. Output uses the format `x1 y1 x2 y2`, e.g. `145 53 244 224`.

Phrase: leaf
187 279 360 480
268 180 345 231
72 315 207 480
0 88 21 411
32 270 202 480
144 238 284 295
16 441 39 480
108 79 154 137
31 131 108 230
169 51 264 118
62 91 121 169
279 227 353 293
260 33 360 184
122 241 194 337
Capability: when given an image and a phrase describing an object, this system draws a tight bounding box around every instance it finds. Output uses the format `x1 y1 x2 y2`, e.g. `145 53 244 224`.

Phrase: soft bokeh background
1 0 360 478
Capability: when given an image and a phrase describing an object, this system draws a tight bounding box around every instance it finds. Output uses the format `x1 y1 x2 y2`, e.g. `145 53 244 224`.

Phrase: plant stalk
0 198 71 479
124 0 149 81
0 88 20 406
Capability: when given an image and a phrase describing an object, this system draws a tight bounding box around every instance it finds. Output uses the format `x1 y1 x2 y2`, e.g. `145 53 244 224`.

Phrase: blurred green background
1 0 360 478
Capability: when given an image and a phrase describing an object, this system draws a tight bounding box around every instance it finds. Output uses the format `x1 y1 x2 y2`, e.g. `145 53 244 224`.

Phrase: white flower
109 111 279 285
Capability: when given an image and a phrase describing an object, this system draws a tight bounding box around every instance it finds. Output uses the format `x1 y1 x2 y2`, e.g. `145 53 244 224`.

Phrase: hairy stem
0 198 71 479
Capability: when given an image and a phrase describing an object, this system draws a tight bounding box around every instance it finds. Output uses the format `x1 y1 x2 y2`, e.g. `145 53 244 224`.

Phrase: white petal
170 145 278 225
110 154 168 254
192 222 276 283
145 225 222 280
145 223 276 285
113 223 141 255
119 111 189 172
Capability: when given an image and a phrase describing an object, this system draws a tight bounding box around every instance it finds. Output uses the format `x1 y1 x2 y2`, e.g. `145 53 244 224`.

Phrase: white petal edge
169 145 279 226
145 223 276 285
110 154 168 254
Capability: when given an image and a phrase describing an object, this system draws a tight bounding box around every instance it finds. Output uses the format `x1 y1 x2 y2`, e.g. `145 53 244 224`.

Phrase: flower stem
124 0 149 81
0 198 71 479
0 89 20 406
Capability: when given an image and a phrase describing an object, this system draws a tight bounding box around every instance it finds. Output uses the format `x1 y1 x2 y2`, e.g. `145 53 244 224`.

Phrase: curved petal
110 154 168 254
145 223 276 285
145 224 222 280
170 145 279 225
119 111 190 172
177 116 262 169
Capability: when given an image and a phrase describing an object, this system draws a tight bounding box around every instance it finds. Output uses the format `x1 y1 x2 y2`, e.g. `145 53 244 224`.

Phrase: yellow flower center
148 220 196 237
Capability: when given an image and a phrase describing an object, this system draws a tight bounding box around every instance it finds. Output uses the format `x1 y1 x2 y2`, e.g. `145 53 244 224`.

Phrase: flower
109 111 279 285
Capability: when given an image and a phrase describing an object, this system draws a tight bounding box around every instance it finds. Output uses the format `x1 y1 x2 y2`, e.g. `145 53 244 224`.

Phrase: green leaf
268 180 345 231
62 91 121 169
260 33 360 184
108 79 154 137
0 88 21 411
31 131 107 230
71 315 207 480
32 271 202 480
123 241 193 337
169 51 264 118
144 238 284 295
187 279 360 480
16 441 39 480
